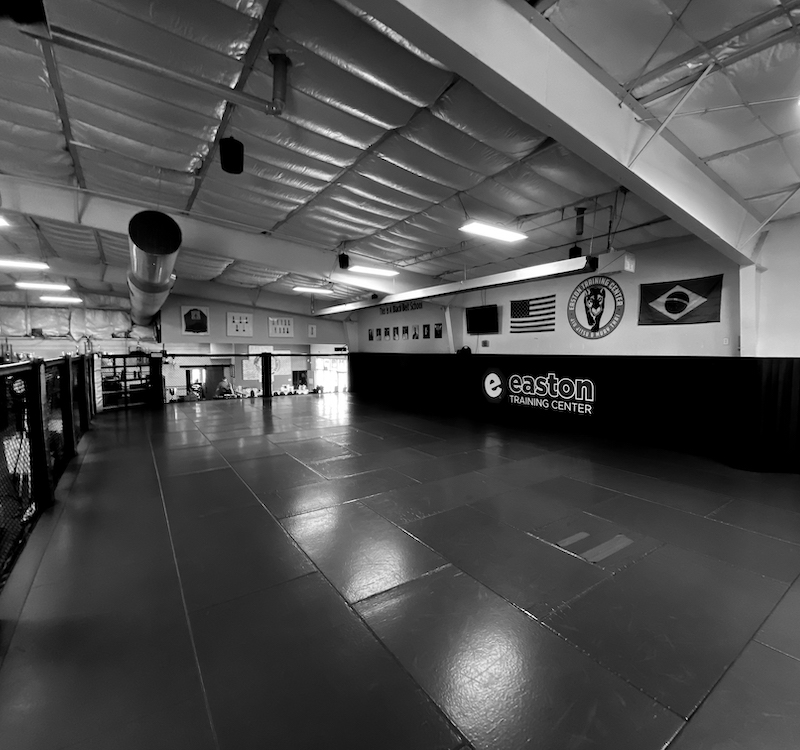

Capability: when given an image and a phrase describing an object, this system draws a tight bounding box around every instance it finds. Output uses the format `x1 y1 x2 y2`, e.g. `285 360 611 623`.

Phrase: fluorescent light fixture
0 258 50 270
15 281 71 291
0 217 9 228
40 296 82 304
293 286 334 294
316 256 594 316
460 221 527 243
348 265 399 277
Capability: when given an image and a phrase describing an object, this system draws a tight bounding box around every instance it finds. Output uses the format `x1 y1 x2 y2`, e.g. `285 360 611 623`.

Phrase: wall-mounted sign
379 301 423 315
182 306 209 335
227 312 253 337
482 368 595 415
269 317 294 337
567 276 624 339
308 324 317 338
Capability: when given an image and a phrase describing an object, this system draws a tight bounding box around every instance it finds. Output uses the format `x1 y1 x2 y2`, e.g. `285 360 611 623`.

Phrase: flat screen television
465 304 500 335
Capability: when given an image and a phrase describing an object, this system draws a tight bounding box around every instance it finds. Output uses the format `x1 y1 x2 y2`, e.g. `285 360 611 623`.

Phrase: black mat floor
1 395 799 749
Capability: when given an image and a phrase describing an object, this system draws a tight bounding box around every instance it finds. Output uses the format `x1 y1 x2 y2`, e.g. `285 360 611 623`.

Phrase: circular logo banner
567 276 625 339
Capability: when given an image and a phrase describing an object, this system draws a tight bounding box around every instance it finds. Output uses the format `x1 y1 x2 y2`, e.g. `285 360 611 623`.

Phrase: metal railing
0 356 90 589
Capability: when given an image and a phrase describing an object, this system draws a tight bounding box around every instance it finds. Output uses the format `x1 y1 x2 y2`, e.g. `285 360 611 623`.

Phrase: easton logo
482 369 595 415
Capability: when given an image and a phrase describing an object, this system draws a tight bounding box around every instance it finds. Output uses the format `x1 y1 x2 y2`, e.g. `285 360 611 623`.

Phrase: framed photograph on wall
393 326 399 340
182 306 209 335
368 329 374 341
269 317 294 337
226 312 253 337
423 324 430 339
384 327 390 339
434 323 443 339
412 325 419 340
402 325 409 340
375 329 382 341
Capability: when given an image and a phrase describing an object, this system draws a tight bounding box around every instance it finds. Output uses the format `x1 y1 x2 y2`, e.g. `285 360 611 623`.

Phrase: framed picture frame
269 317 294 337
226 312 253 337
182 306 209 335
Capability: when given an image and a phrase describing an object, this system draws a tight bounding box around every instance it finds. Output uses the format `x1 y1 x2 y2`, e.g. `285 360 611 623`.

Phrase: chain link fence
0 368 34 586
44 364 67 484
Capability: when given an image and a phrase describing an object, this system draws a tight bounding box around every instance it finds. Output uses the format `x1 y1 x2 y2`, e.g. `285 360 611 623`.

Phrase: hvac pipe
127 210 182 326
265 53 291 115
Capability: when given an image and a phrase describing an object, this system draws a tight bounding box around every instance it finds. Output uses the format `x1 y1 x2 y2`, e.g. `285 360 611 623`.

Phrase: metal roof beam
625 1 800 93
351 0 762 265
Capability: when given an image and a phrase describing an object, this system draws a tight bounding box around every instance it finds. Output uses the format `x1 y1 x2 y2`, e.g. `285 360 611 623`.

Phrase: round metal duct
127 210 182 326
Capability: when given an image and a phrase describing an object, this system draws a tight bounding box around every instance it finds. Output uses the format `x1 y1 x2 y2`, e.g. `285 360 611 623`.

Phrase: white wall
746 216 800 357
355 301 451 353
352 238 740 357
161 295 347 347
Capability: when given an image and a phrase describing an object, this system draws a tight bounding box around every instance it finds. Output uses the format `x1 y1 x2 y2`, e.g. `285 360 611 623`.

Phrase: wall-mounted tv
465 304 500 335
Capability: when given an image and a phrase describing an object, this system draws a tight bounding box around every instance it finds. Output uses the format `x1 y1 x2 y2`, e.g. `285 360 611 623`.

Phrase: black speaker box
220 137 244 174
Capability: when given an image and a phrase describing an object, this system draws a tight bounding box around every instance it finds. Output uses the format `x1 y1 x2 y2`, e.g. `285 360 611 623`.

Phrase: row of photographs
368 323 443 341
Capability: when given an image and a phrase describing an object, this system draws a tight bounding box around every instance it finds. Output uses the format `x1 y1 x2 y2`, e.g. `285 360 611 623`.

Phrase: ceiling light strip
0 259 50 269
16 281 71 291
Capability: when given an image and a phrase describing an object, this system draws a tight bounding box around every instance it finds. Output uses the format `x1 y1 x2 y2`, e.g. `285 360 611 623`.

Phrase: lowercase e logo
483 370 504 403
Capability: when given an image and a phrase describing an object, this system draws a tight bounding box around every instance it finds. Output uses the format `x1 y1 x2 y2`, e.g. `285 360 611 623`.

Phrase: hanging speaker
220 137 244 174
338 253 350 269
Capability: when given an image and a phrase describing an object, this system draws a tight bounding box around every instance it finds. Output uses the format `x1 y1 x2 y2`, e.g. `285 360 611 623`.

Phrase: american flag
510 295 556 333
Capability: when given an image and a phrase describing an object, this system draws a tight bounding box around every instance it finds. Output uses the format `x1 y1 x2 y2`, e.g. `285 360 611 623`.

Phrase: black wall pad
349 353 800 474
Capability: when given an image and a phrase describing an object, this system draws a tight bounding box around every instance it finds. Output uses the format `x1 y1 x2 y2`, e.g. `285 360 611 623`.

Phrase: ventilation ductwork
265 53 291 115
127 210 182 326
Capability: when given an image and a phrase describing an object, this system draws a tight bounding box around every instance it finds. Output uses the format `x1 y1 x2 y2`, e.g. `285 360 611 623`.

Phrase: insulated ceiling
540 0 800 222
0 0 742 311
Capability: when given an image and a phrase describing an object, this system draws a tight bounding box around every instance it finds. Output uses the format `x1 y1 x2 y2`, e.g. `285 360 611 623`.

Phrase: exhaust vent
127 210 182 326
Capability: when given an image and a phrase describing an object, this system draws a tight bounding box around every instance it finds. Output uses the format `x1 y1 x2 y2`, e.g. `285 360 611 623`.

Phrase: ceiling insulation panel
232 106 360 167
301 202 398 232
234 137 341 182
525 145 618 196
97 231 130 267
276 0 452 106
54 47 227 117
0 24 72 182
202 162 315 204
174 249 234 281
333 0 447 69
197 180 302 218
493 163 584 209
430 80 547 158
36 219 96 262
216 260 286 287
374 136 486 192
256 41 418 130
245 69 384 150
335 172 434 213
191 197 286 230
402 111 516 176
467 179 549 216
710 138 799 197
323 189 413 222
547 0 694 83
47 0 245 86
355 154 455 203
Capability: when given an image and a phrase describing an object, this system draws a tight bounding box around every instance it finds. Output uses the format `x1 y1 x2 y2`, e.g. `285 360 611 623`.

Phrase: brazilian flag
638 275 723 325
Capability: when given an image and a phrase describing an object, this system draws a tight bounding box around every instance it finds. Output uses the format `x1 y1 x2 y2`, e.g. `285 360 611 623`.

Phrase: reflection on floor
1 395 799 749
